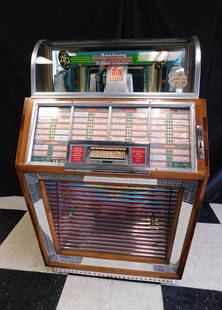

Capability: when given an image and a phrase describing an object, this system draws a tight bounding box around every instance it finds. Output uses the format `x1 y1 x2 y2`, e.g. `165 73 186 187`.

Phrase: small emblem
58 50 71 70
168 68 188 88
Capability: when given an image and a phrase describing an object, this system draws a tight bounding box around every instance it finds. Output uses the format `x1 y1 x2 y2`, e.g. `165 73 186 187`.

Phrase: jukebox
16 37 209 281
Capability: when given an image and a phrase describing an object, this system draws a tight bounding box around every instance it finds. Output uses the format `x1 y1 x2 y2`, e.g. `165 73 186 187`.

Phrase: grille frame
39 179 184 264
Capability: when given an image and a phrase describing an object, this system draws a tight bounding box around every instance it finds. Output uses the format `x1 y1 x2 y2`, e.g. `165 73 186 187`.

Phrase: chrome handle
196 125 204 159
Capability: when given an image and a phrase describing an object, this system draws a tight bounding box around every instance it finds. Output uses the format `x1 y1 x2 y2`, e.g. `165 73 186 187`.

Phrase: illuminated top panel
31 37 200 98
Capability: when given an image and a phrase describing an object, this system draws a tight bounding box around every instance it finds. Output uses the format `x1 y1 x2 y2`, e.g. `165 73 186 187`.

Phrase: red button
71 146 85 162
132 148 145 164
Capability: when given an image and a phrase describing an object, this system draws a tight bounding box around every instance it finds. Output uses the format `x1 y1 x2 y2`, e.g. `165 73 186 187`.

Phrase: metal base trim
53 267 176 285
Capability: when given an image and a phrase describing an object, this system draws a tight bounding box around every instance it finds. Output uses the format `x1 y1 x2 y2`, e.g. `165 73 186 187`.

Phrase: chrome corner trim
31 39 47 97
193 36 201 98
25 103 39 163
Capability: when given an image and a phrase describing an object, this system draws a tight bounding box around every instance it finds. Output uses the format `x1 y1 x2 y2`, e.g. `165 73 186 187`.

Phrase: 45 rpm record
58 50 71 70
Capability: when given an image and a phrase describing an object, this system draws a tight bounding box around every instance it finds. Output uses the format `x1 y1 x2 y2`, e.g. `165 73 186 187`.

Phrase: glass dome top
31 37 201 98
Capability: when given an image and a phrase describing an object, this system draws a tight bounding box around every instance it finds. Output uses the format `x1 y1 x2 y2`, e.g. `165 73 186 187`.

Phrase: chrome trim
25 103 39 163
31 91 198 99
147 107 151 142
193 36 201 99
190 103 197 171
196 125 205 159
53 268 176 283
151 167 194 173
64 164 150 174
68 106 75 141
33 99 194 108
28 162 65 166
47 37 190 48
107 106 112 141
31 39 47 96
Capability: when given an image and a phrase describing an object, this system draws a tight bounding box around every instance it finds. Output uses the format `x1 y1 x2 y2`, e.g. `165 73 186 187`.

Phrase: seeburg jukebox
16 37 209 282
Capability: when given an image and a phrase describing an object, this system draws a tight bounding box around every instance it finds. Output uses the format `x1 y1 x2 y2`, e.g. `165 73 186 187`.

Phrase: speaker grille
41 181 183 262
